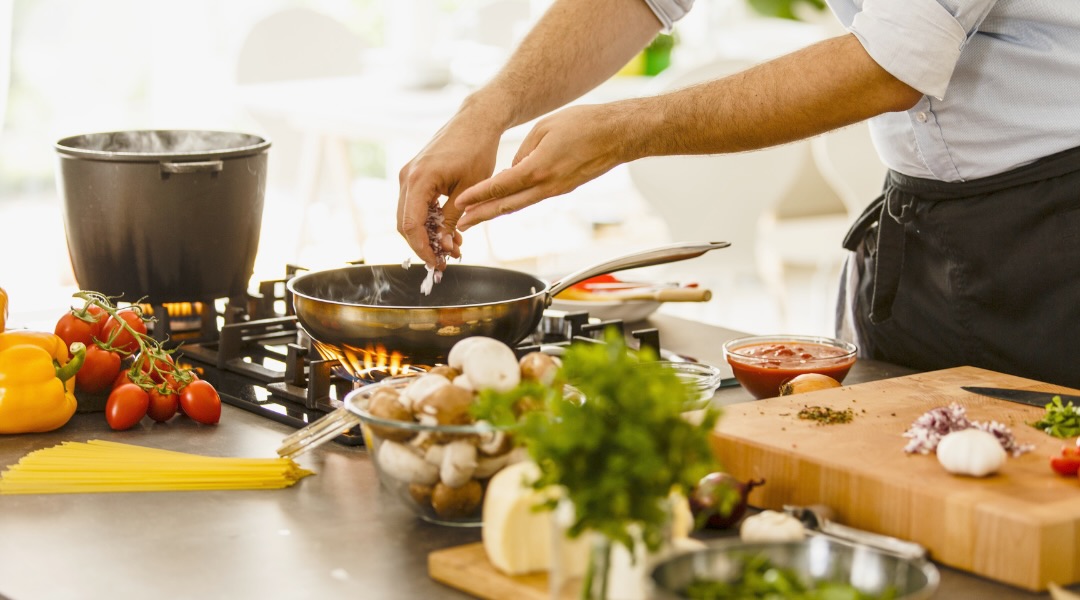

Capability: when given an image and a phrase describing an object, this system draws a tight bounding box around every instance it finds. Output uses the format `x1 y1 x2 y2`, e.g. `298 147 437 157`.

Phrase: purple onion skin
688 472 766 530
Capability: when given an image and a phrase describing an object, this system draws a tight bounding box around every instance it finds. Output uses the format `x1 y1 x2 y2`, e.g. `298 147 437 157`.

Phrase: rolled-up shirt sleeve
642 0 694 33
850 0 995 100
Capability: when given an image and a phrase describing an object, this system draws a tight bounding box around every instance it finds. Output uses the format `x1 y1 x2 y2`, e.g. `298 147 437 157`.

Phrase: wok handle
547 241 730 298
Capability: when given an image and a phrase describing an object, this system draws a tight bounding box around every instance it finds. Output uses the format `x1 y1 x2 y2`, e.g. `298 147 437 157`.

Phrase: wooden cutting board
711 365 1080 591
428 543 548 600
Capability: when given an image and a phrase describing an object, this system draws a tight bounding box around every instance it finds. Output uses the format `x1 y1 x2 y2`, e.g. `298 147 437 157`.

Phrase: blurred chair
234 7 368 259
754 120 887 330
626 57 810 319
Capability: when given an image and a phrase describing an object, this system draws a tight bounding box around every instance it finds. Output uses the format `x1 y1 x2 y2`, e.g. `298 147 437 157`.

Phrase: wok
287 241 728 363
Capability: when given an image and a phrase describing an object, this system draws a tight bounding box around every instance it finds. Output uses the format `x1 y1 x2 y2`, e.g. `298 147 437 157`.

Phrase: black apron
836 145 1080 388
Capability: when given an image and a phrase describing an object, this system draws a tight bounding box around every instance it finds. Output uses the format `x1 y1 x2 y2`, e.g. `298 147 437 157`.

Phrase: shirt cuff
642 0 695 33
851 0 967 100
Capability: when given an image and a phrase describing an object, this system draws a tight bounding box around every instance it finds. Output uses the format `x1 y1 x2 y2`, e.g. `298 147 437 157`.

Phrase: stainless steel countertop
0 314 1068 599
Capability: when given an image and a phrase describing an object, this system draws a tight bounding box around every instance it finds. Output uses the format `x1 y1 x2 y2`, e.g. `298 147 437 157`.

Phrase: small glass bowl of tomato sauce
722 335 857 399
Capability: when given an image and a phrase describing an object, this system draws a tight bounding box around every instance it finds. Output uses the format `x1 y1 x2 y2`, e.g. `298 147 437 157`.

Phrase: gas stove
159 270 683 447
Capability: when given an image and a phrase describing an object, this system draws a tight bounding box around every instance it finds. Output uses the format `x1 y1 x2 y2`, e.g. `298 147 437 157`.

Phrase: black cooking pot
55 130 270 302
288 241 729 364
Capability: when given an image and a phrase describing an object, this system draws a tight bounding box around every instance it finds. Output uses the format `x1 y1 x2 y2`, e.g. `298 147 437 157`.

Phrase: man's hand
397 110 502 268
454 101 651 231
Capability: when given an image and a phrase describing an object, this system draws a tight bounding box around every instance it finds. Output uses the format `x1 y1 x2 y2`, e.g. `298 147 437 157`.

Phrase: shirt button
915 111 928 123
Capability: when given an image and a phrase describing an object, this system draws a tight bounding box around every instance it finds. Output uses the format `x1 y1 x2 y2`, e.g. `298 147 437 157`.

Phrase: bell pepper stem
55 342 86 381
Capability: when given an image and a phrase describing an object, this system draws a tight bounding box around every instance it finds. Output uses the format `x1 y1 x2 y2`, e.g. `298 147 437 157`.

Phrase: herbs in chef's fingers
1031 395 1080 438
473 329 726 554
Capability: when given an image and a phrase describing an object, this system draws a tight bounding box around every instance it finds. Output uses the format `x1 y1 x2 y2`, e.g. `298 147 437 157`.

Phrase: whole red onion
688 472 765 530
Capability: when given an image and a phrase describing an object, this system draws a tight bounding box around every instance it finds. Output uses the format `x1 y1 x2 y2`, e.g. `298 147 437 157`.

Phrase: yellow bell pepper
0 331 85 434
0 286 8 332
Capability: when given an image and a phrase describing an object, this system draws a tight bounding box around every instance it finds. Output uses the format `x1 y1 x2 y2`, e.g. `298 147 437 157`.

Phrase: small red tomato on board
1050 446 1080 477
76 345 123 394
179 380 221 425
105 384 150 430
147 386 179 423
54 312 96 348
101 310 148 355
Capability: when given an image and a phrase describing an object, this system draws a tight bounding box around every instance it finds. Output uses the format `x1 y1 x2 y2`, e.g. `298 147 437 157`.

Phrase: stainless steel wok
287 241 729 363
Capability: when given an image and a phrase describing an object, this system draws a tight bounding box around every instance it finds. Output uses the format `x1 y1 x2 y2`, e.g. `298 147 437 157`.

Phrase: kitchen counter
0 314 1071 599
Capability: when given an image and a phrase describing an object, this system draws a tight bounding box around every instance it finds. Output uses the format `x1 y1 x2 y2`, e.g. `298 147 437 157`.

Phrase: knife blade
961 386 1080 408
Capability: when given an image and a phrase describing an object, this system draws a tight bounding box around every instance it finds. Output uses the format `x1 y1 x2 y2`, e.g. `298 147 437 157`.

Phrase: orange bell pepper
0 286 7 332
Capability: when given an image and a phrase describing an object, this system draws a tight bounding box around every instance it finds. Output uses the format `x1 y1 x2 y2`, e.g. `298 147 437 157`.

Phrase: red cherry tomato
76 345 122 394
147 386 179 423
54 312 96 348
101 310 148 355
105 384 150 430
113 369 137 390
1050 446 1080 477
179 380 221 425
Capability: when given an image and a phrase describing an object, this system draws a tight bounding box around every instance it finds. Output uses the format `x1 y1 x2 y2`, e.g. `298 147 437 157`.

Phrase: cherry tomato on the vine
113 369 138 390
147 386 179 423
101 310 148 355
134 352 175 384
105 384 150 430
54 312 96 348
179 380 221 425
76 345 122 394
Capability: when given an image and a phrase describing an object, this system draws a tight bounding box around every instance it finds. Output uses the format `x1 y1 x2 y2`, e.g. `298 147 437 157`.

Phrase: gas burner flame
311 340 428 382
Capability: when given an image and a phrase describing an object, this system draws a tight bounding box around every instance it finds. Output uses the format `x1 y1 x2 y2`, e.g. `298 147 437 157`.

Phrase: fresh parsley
474 329 721 554
1032 396 1080 438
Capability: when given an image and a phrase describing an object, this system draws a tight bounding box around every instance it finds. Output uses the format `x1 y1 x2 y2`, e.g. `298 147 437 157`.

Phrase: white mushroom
377 440 439 485
476 426 512 457
474 453 511 479
399 373 451 411
424 442 446 467
447 336 491 371
461 338 521 392
452 374 474 393
440 440 478 488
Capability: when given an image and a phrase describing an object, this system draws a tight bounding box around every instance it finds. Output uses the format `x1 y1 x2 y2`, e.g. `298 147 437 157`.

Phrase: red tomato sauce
725 341 855 399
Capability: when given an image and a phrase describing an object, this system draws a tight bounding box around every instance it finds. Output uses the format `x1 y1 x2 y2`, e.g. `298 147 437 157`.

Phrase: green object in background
644 33 675 76
747 0 827 21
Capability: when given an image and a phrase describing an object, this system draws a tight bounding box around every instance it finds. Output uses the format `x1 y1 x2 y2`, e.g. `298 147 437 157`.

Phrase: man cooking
396 0 1080 388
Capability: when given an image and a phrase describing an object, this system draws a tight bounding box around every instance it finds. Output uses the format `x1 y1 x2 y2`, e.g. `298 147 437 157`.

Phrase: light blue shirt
646 0 1080 182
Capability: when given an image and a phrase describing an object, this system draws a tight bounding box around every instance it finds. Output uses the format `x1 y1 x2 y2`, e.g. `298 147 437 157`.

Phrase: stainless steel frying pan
287 241 729 362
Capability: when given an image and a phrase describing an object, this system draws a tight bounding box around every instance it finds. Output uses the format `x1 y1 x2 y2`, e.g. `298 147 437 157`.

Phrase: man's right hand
397 108 503 269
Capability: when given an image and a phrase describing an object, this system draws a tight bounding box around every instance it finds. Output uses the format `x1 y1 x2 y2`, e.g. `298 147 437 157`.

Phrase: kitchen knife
961 386 1080 407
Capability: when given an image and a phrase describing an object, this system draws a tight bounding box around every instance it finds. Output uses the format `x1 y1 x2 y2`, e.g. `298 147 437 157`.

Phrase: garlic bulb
739 510 806 543
936 428 1006 477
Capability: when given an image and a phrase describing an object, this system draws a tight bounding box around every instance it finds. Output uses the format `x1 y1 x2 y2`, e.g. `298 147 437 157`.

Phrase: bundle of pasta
0 440 312 494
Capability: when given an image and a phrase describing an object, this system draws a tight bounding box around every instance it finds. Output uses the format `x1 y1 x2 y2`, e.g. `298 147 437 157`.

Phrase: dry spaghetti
0 440 313 494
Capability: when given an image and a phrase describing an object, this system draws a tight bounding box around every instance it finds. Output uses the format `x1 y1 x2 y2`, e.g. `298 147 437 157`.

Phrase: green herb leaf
1031 396 1080 438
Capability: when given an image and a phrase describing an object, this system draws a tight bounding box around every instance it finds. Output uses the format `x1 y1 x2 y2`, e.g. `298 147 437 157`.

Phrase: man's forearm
624 34 923 158
462 0 663 132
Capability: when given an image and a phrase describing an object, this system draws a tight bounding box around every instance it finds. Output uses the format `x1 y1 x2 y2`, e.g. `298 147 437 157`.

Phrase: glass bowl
344 376 518 527
657 361 723 410
723 334 857 400
650 536 938 599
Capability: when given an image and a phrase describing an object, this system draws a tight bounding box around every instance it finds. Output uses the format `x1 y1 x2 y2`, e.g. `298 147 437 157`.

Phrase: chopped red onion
418 202 452 296
903 402 1033 457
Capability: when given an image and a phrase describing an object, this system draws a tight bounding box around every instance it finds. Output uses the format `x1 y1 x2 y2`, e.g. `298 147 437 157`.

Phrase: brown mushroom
519 352 560 386
431 479 483 520
409 482 434 508
366 386 416 442
428 365 460 380
413 383 474 426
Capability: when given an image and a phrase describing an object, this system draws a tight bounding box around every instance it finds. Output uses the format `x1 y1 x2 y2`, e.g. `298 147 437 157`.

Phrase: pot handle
160 160 224 174
546 241 730 298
